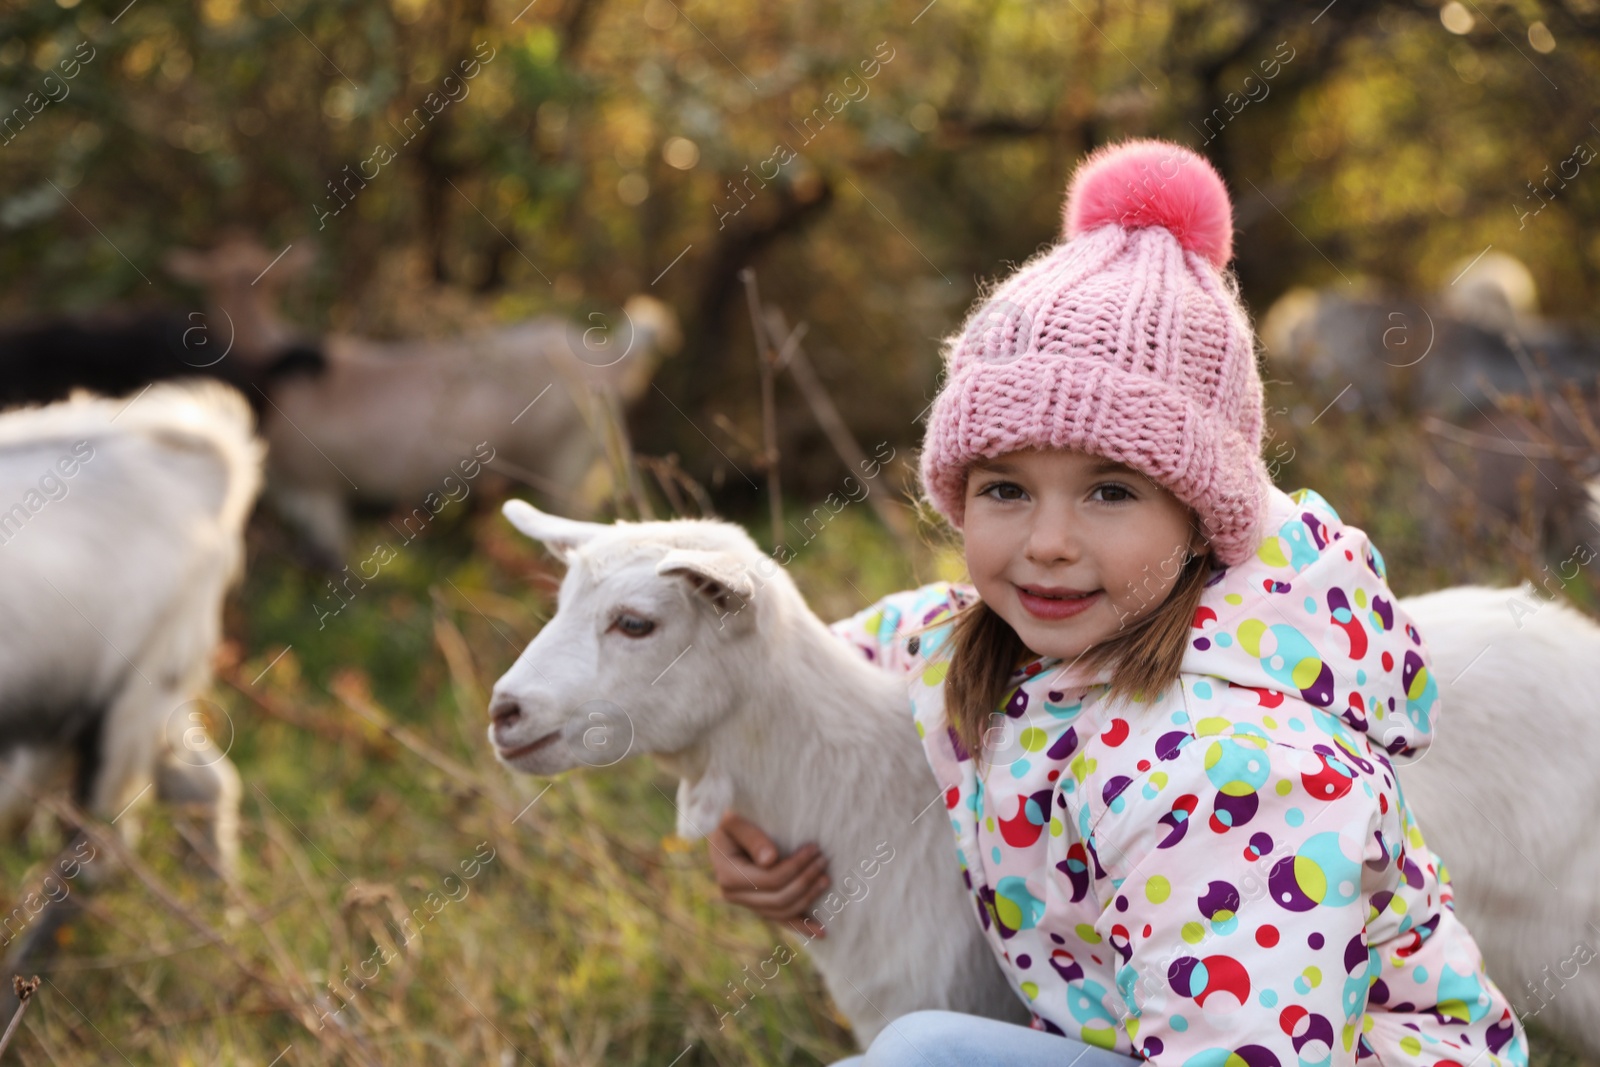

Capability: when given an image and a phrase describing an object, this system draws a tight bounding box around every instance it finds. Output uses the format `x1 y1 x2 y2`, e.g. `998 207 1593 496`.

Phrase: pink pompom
1062 138 1235 269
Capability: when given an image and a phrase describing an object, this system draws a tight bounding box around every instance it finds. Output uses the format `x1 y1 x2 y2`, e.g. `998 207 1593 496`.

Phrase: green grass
2 410 1596 1065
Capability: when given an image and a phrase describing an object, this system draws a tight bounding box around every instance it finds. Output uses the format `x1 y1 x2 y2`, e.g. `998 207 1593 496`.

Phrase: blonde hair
909 532 1213 769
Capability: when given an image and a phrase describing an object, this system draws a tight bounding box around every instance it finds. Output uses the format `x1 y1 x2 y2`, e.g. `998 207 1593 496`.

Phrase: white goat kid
487 501 1600 1057
0 382 262 890
487 501 1030 1046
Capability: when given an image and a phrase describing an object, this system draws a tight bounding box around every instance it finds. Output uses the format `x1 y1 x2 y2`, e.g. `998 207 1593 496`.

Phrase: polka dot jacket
827 486 1528 1067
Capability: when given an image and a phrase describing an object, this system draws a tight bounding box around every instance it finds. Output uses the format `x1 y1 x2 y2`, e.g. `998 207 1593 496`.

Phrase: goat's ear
658 548 756 620
501 499 603 564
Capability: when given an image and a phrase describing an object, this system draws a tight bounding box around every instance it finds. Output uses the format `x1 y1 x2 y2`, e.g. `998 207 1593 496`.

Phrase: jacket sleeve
825 581 965 676
1266 487 1440 760
1081 733 1383 1066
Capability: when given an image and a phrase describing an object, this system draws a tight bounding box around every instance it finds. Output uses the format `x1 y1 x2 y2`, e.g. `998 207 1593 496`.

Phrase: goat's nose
490 697 523 730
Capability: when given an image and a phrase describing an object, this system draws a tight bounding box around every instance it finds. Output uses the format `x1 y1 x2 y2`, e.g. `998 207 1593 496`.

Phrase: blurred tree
0 0 1595 513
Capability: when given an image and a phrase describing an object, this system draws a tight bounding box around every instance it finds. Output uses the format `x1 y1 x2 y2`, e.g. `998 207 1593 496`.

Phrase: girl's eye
1092 483 1135 503
979 481 1026 501
612 613 656 638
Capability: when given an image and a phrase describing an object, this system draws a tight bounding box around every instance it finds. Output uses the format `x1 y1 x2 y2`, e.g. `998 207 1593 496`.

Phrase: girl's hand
707 810 832 939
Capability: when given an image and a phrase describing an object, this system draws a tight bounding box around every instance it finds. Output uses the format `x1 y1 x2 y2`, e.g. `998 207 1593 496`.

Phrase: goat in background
0 381 262 962
166 237 683 567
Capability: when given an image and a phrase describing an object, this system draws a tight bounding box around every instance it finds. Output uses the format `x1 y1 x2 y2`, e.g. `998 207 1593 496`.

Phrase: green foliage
2 0 1596 504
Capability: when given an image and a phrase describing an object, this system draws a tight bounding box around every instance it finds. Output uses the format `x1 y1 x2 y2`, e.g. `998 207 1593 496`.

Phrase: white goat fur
0 381 262 879
1383 585 1600 1054
488 501 1030 1045
489 502 1599 1055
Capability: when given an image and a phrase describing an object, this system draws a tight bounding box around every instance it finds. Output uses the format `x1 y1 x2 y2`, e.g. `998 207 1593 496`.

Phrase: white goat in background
487 500 1600 1056
166 237 682 566
0 382 261 904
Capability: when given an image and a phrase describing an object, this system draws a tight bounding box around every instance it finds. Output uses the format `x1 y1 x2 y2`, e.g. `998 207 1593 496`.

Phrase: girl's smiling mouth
1015 583 1101 620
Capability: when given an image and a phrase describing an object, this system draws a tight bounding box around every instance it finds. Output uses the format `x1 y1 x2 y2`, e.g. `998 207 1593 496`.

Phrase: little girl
711 138 1529 1067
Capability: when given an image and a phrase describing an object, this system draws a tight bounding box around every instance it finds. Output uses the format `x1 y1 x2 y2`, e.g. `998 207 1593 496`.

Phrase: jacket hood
1178 485 1438 758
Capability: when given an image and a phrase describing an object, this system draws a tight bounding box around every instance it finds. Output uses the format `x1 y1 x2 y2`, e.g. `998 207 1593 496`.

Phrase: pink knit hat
917 137 1273 566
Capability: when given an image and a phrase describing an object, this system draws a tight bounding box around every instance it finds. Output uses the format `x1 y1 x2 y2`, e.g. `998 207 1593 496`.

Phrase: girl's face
963 448 1207 663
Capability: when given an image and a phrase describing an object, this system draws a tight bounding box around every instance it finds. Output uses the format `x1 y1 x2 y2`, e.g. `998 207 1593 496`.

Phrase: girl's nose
1023 510 1081 565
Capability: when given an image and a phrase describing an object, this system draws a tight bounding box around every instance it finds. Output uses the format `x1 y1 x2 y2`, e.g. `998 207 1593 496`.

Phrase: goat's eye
613 613 656 638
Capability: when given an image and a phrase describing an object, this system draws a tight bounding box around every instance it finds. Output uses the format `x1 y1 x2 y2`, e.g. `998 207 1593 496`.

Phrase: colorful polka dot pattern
828 486 1527 1067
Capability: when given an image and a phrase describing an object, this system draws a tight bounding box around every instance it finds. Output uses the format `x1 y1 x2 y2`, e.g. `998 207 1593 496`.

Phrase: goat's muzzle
497 730 561 761
488 696 563 762
489 698 529 745
490 696 523 730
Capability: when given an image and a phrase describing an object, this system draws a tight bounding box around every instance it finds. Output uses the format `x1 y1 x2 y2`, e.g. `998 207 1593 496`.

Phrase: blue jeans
828 1010 1145 1066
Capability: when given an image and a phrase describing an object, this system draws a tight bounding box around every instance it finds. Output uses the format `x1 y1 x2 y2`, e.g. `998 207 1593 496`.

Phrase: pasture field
1 410 1593 1066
